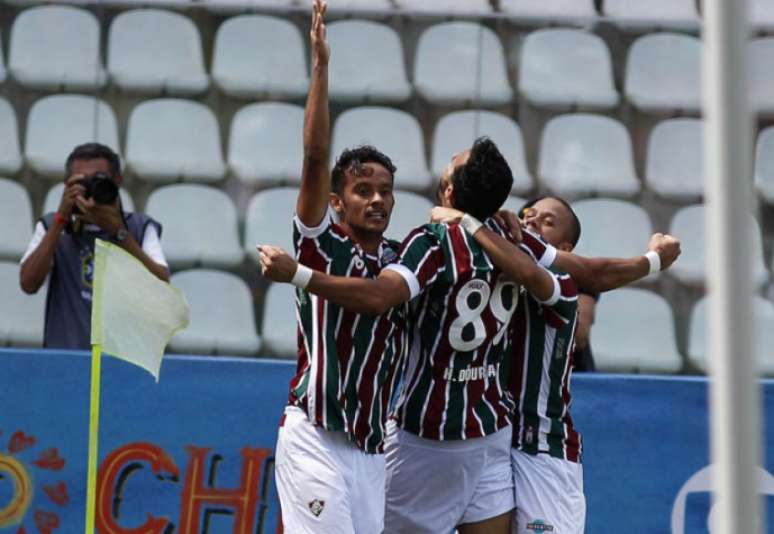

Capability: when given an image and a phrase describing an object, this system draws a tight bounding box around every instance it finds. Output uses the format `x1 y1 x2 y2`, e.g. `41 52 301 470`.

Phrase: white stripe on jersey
308 293 321 423
536 326 557 453
517 291 531 447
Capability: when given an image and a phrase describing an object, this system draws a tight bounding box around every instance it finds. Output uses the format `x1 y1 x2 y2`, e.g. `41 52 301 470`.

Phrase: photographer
19 143 169 349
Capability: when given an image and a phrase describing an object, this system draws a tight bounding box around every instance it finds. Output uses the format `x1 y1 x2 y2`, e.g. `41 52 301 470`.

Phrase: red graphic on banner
33 509 59 534
42 483 69 506
32 449 65 471
8 432 36 454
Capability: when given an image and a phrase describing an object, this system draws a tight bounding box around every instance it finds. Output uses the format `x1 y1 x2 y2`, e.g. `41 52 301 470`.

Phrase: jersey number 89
448 277 519 352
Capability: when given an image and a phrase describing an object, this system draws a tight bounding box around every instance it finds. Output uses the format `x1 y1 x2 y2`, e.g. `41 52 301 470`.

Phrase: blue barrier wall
0 348 772 533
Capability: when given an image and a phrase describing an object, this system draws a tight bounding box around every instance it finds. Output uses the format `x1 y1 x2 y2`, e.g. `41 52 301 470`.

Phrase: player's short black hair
520 195 582 248
450 137 513 221
331 145 397 193
65 142 122 178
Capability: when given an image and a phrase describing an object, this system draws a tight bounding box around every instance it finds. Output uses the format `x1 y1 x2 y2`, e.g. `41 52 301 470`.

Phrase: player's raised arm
296 0 331 227
258 245 411 315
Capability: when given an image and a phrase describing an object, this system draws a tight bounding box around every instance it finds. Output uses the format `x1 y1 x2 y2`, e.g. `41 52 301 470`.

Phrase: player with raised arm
272 2 407 532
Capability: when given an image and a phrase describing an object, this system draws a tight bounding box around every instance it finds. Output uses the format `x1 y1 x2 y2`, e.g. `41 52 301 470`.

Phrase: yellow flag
90 238 189 381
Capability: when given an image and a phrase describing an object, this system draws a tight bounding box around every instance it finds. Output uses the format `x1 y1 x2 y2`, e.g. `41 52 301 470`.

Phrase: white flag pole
703 0 764 532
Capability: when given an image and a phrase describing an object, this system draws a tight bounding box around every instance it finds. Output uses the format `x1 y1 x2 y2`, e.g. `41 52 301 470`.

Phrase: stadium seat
125 99 226 183
327 20 411 104
394 0 492 16
43 183 134 216
414 22 513 107
24 95 120 178
244 187 298 264
261 282 298 358
228 102 304 188
145 184 243 269
592 288 682 373
169 269 261 356
603 0 699 30
332 107 432 192
0 178 33 261
108 9 208 95
0 98 22 176
8 5 106 90
571 199 652 259
645 118 704 201
387 191 433 243
431 110 533 194
538 114 640 197
499 0 597 22
756 126 774 204
0 262 45 347
751 0 774 32
750 38 774 117
518 29 618 110
625 33 702 113
212 15 308 100
688 296 774 375
668 205 769 288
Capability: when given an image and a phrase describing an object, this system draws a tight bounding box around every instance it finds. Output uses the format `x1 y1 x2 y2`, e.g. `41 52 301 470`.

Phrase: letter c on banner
97 442 180 534
0 452 33 527
671 464 774 533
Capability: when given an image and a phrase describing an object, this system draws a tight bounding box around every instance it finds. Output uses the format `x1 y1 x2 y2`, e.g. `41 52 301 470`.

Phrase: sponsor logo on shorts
308 499 325 517
526 519 554 532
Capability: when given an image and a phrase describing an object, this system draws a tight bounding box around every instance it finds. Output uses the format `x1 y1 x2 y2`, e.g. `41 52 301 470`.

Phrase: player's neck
341 223 382 254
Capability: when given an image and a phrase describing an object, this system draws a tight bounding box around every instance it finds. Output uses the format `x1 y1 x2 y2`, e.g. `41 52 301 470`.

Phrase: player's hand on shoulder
310 0 329 66
430 206 464 224
257 245 298 283
494 209 523 243
648 233 682 270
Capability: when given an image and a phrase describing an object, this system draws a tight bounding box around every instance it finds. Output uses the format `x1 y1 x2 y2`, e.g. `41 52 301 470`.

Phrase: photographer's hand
58 174 87 220
75 197 124 235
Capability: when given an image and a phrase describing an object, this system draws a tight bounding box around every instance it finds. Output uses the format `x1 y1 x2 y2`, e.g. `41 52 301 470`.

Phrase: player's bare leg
457 509 512 534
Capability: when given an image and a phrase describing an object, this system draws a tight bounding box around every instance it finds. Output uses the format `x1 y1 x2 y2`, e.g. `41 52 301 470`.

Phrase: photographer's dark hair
450 137 513 221
520 196 582 248
331 145 396 193
65 143 122 178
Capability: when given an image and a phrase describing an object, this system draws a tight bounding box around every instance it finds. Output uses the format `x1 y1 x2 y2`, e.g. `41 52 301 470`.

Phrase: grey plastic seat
395 0 492 16
538 114 640 197
108 9 208 95
751 0 774 32
572 199 652 259
0 262 45 347
244 187 298 264
328 20 410 104
518 29 618 110
125 99 226 183
603 0 699 30
625 33 702 113
228 102 304 188
593 288 682 373
24 95 120 178
212 15 308 99
43 183 134 216
0 98 22 175
414 22 513 106
170 269 261 356
646 118 704 201
755 126 774 203
332 107 432 192
669 205 769 287
0 178 33 261
387 191 433 243
689 296 774 375
499 0 596 22
750 38 774 116
261 282 298 358
8 5 105 90
145 184 243 269
431 110 533 194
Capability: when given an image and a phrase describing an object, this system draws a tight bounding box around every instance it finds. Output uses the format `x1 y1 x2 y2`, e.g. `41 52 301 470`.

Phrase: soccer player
272 2 407 532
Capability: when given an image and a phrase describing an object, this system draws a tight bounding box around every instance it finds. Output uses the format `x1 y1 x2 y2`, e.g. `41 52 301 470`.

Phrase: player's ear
329 192 344 215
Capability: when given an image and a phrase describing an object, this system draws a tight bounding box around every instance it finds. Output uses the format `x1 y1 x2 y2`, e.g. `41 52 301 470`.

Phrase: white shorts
274 406 386 534
384 420 515 534
511 449 585 534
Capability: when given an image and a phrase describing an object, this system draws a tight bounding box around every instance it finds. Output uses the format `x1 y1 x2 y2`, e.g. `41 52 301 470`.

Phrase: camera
81 172 119 205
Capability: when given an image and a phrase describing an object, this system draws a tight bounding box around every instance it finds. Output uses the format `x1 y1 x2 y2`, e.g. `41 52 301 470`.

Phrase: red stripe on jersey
561 326 581 462
509 301 528 447
353 318 393 443
520 230 548 260
314 295 326 424
559 275 578 298
450 226 472 279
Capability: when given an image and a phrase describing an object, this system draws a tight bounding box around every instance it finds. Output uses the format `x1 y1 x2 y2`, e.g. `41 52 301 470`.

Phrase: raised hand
430 206 465 224
311 0 329 67
257 245 299 283
647 233 682 270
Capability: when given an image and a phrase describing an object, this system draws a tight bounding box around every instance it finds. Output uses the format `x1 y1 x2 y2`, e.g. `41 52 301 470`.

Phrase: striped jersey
509 268 581 462
289 215 407 454
387 219 549 441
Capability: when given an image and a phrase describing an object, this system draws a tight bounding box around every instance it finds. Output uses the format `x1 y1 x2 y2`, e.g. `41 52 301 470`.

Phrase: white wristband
645 250 661 275
291 264 313 289
460 214 483 235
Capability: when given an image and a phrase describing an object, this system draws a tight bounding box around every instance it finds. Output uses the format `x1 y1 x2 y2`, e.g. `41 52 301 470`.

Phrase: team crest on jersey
308 499 325 517
526 519 554 531
380 246 398 265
